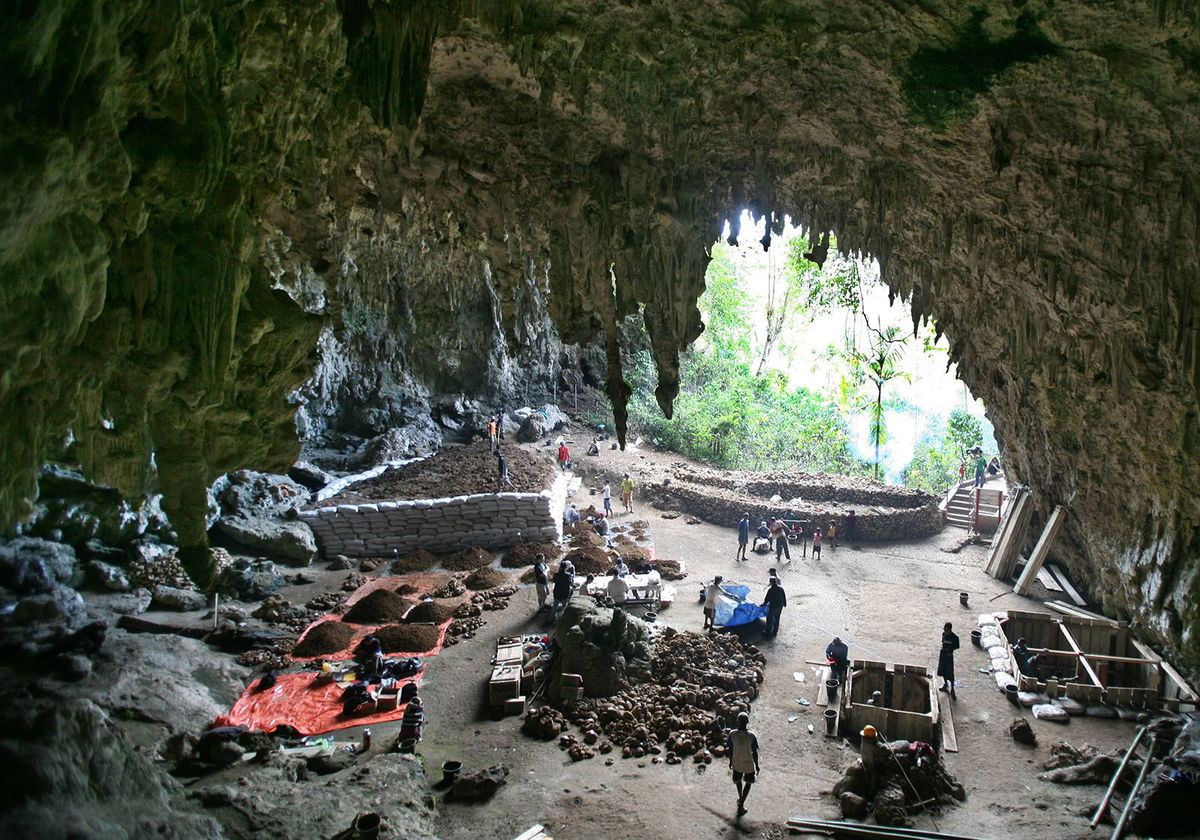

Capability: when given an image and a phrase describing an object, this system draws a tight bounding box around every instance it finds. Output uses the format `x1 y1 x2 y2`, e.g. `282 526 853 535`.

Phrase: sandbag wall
298 478 567 558
644 480 943 541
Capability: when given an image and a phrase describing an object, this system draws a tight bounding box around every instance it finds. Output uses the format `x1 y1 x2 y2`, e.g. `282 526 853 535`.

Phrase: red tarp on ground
215 672 422 736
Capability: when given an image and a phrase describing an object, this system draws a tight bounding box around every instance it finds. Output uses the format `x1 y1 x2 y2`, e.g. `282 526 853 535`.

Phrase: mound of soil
501 541 562 567
293 621 357 657
629 520 650 529
391 549 439 573
405 598 461 623
443 545 494 571
651 557 686 580
314 442 554 505
564 546 613 576
395 583 420 595
342 590 415 624
375 623 442 653
569 529 604 549
464 566 510 590
615 544 651 564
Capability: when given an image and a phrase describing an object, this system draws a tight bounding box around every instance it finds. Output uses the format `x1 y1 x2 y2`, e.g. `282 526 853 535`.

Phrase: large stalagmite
1 2 1198 676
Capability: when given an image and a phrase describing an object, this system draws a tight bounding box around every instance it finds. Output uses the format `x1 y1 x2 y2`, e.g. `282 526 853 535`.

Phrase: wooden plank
1046 563 1087 606
815 665 831 706
1060 624 1105 690
1160 660 1200 702
937 689 958 752
511 826 549 840
1014 505 1066 595
1046 600 1118 624
998 489 1035 579
1036 568 1064 592
985 486 1030 577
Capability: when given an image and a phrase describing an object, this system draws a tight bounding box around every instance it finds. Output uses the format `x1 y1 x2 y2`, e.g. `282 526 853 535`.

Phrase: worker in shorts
620 472 635 514
811 527 823 559
703 575 732 631
727 712 760 818
602 480 613 516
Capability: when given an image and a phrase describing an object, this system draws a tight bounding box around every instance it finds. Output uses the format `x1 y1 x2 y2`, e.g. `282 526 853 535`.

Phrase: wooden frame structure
841 660 939 745
998 610 1198 710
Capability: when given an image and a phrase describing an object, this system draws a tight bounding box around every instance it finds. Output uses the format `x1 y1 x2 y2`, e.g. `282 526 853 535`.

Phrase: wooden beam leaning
1013 505 1066 596
1060 623 1105 690
985 485 1030 578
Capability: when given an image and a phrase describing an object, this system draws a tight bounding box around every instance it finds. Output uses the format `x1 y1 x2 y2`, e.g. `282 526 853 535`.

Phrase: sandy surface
397 439 1150 840
225 435 1162 840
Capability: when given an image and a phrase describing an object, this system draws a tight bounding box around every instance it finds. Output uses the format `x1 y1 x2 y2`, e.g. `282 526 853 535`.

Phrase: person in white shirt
606 569 629 606
703 575 731 631
612 556 629 576
602 480 613 515
727 712 760 818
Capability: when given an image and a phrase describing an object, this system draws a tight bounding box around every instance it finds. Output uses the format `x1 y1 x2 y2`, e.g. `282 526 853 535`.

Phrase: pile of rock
832 737 965 826
252 594 315 634
555 596 655 697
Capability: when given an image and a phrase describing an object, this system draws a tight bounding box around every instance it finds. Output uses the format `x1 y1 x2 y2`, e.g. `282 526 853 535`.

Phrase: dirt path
407 437 1147 840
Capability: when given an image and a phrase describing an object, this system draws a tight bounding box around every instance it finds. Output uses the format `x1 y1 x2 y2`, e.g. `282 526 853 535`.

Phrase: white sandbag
1052 696 1085 716
994 671 1017 691
986 644 1008 660
980 633 1003 649
1018 691 1050 707
1032 703 1070 722
1086 704 1118 719
991 657 1010 672
977 613 999 625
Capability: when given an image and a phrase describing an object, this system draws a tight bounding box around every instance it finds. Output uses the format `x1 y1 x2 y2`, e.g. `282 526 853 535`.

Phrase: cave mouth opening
623 211 997 494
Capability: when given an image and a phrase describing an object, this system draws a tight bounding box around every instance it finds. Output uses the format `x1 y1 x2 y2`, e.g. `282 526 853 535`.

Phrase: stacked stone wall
646 480 942 541
298 474 568 557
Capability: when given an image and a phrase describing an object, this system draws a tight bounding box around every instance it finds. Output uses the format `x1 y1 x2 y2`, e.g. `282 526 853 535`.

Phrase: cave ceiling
1 1 1198 672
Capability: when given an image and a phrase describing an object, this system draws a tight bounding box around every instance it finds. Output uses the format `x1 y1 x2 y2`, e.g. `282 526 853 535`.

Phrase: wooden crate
490 664 521 705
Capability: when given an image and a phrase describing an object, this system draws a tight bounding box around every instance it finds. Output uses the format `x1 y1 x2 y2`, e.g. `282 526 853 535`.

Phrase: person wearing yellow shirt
620 473 635 514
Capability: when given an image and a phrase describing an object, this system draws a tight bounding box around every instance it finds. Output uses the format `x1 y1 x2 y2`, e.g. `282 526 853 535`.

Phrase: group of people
600 474 635 516
737 512 854 562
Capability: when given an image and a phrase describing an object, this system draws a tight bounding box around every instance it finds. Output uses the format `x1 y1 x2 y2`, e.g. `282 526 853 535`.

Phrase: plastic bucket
825 679 840 704
643 612 657 623
353 813 381 840
959 592 970 607
1004 684 1020 706
441 760 462 785
824 709 838 736
399 738 418 753
970 630 983 648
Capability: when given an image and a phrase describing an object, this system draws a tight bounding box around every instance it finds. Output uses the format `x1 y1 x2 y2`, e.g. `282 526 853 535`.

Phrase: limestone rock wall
1 1 1198 678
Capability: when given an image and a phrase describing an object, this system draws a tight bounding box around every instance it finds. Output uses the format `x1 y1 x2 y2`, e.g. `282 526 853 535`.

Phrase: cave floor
404 442 1152 840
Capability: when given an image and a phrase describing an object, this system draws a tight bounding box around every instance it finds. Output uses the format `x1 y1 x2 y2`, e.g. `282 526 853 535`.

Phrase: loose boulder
445 764 509 802
212 516 317 566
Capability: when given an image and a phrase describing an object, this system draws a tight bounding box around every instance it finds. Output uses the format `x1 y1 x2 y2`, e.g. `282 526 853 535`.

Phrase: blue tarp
713 585 766 627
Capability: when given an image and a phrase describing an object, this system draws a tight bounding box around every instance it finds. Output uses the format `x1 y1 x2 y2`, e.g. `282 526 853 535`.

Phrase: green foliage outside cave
604 220 996 493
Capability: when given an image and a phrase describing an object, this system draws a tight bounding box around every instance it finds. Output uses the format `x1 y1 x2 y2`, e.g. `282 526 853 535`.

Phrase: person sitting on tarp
753 521 772 554
826 637 850 683
387 657 423 679
1013 638 1041 677
354 634 385 676
341 682 376 717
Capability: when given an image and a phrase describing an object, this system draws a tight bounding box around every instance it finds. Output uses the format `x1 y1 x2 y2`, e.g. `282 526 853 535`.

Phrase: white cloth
728 729 758 773
705 583 725 607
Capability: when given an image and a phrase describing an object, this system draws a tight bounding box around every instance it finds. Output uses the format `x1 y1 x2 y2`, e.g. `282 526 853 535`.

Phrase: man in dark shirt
761 578 787 637
495 451 513 491
826 636 850 683
550 561 575 622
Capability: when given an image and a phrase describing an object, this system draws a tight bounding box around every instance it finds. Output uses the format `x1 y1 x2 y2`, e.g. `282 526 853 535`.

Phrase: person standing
533 554 550 612
937 621 960 698
602 480 613 516
770 516 791 562
487 418 498 451
827 520 838 550
495 451 513 491
736 513 750 561
495 408 506 441
550 561 575 622
558 440 570 471
703 575 731 631
620 472 635 514
727 712 760 818
811 527 823 559
974 448 987 489
761 578 786 637
845 511 856 545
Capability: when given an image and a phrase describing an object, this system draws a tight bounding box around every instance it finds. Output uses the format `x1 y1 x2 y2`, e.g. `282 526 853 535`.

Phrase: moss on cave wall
1 1 1199 676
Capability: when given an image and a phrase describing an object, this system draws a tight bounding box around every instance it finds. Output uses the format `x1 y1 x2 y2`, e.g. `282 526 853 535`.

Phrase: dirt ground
247 435 1183 840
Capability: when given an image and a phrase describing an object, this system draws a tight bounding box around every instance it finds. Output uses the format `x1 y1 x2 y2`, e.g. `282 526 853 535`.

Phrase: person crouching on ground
728 712 760 818
826 636 849 683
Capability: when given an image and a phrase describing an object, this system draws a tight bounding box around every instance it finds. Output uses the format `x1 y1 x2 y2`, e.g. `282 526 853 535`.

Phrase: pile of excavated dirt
566 524 604 548
390 549 439 573
293 621 357 657
564 547 612 576
443 545 494 571
342 590 415 624
374 623 442 653
613 543 651 564
501 542 562 567
464 566 510 590
316 442 554 504
650 557 686 580
405 599 460 624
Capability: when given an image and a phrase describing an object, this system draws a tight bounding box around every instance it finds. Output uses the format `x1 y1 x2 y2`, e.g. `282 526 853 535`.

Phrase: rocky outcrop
1 2 1198 677
554 596 655 697
211 516 318 567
